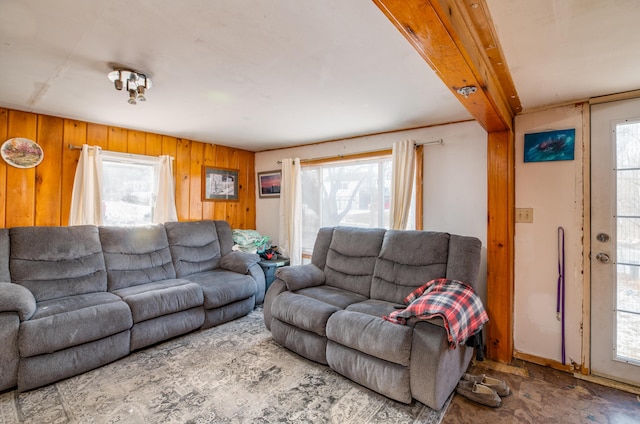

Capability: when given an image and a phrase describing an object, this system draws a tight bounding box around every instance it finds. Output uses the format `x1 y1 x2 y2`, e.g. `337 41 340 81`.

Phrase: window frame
100 151 163 226
299 147 423 259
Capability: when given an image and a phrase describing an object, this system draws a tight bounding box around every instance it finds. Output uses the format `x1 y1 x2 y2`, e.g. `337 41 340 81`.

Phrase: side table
258 256 290 292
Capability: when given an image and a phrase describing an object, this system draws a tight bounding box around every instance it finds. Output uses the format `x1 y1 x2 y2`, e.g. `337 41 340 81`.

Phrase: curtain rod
67 144 174 161
276 139 443 165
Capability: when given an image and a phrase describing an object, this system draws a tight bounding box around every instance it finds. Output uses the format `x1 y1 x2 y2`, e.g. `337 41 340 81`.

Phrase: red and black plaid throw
383 278 488 349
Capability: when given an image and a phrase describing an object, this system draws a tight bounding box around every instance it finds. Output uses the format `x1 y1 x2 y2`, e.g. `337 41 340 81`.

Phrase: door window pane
616 121 640 169
617 217 640 266
616 310 640 362
617 170 640 216
615 120 640 363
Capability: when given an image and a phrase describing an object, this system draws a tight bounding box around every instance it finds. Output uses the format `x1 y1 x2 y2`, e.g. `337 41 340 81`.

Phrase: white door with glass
591 97 640 386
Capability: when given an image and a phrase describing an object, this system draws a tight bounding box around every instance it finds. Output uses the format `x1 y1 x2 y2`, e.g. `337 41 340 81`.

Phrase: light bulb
128 89 137 105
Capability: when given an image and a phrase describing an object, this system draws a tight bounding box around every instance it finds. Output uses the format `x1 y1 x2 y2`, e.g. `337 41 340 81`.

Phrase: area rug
0 308 450 423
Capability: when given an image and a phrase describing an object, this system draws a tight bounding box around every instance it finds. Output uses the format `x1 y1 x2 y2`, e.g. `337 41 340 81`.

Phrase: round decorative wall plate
1 138 44 168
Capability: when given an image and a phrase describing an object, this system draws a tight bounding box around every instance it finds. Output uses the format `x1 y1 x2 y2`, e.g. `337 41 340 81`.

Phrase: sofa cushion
181 269 257 309
19 292 132 357
309 227 335 270
9 226 107 301
345 299 446 329
112 279 203 323
295 286 367 309
370 230 450 304
324 227 386 297
165 220 223 277
271 291 340 336
326 310 413 366
345 299 400 318
100 225 177 291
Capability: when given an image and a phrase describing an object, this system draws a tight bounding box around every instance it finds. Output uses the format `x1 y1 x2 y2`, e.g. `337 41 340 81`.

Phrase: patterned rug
0 308 449 424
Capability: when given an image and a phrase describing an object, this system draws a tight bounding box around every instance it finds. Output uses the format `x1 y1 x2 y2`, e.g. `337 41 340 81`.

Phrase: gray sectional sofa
0 220 265 392
263 226 483 411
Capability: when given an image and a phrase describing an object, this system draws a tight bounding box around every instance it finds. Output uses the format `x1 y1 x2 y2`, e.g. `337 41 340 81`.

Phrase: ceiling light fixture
456 85 477 99
107 69 152 105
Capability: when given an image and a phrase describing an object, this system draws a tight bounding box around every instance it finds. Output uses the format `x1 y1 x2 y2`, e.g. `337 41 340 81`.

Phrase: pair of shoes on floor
456 381 502 408
462 373 511 397
455 373 511 408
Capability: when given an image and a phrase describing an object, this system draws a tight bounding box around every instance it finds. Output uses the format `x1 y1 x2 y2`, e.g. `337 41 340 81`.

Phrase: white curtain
153 155 178 223
278 158 302 265
69 145 104 226
389 139 416 230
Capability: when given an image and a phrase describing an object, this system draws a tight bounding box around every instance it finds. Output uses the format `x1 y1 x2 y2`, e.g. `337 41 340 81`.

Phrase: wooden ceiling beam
374 0 519 364
372 0 520 132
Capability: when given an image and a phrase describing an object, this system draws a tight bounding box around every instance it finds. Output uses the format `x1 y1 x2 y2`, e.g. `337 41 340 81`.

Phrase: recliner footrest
326 310 412 366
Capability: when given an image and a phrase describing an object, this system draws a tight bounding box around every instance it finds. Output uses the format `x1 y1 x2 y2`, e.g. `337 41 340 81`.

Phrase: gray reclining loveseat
263 226 483 410
0 220 264 392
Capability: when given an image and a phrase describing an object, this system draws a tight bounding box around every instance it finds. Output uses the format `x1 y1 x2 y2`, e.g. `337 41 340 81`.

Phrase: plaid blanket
383 278 488 348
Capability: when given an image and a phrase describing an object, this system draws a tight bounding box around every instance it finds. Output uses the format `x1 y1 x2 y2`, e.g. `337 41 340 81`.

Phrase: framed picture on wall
202 166 239 201
524 128 575 163
257 170 281 198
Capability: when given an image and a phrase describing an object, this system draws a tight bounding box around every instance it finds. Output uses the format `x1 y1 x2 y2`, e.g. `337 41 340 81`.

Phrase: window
101 152 161 226
301 154 416 255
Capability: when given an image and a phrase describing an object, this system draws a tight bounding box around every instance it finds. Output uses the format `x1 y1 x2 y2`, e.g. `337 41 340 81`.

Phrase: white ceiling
486 0 640 110
1 1 639 152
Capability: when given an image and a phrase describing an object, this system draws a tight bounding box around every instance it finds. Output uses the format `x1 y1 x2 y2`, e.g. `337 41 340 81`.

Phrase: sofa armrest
410 320 474 410
263 279 287 331
248 263 266 304
275 264 325 291
220 251 261 274
0 282 36 321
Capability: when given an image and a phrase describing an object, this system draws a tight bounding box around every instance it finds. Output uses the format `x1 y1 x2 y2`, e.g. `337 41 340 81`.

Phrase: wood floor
442 360 640 424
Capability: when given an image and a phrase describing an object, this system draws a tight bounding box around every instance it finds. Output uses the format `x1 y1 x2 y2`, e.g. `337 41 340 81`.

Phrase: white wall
514 104 585 367
255 120 488 293
254 107 588 367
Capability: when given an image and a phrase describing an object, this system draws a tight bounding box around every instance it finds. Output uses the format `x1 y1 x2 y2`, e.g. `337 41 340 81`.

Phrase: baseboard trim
573 373 640 396
513 351 640 396
513 350 578 373
471 359 529 377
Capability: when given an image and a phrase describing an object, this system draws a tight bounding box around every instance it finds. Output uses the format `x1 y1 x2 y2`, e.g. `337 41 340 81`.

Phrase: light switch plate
516 208 533 223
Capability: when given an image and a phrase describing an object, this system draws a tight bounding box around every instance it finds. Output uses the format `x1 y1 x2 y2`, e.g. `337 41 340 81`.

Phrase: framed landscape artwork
202 166 239 201
1 138 44 168
258 170 281 198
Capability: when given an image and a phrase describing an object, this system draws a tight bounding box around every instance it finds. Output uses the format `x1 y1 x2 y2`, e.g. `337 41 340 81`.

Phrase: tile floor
442 361 640 424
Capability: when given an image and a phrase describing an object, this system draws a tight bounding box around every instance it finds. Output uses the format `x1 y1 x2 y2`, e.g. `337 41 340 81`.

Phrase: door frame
587 91 640 381
582 103 592 376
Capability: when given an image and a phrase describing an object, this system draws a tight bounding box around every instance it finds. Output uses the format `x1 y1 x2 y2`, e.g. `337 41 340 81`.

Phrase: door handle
596 253 610 264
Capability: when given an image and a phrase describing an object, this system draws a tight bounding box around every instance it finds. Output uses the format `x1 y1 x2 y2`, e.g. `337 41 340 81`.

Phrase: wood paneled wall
0 108 256 229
